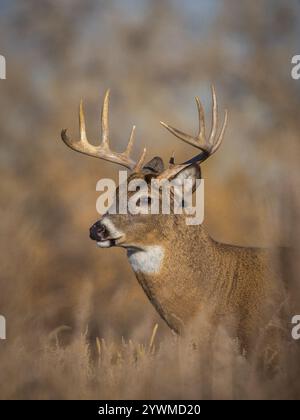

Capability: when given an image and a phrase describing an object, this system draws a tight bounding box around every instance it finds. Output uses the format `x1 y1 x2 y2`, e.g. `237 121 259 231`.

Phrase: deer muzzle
89 218 125 247
89 221 109 241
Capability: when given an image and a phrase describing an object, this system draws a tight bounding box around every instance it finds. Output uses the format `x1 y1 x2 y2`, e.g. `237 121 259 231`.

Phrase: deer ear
172 164 201 192
143 157 165 174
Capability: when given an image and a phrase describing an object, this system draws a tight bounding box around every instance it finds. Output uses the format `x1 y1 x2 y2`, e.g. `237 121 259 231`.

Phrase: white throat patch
127 246 165 275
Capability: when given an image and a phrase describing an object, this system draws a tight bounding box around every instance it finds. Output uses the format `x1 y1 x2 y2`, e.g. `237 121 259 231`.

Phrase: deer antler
158 85 227 179
61 90 146 171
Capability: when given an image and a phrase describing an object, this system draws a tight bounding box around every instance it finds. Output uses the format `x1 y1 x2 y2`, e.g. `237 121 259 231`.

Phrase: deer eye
139 196 152 206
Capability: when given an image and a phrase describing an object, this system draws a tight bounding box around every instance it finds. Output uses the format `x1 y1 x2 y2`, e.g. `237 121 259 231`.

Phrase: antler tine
101 89 110 149
212 108 228 153
79 99 88 142
134 147 147 172
60 90 146 171
160 85 227 163
124 125 136 157
157 86 228 180
160 121 204 151
126 126 147 172
195 96 205 142
208 84 218 145
159 93 207 152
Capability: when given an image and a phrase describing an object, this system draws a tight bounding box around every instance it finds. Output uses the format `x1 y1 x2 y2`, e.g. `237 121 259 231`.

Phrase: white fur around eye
127 246 165 274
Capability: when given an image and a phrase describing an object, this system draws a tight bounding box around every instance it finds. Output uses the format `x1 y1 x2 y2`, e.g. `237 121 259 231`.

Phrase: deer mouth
90 217 126 248
96 235 125 248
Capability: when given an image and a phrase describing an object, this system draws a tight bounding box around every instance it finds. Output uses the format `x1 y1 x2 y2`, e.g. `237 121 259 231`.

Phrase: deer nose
89 222 107 241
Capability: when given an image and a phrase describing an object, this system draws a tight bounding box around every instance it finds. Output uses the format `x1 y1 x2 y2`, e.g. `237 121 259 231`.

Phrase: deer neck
126 221 224 333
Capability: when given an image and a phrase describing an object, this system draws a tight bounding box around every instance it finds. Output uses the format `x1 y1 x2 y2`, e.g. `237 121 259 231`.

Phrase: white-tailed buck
61 87 286 358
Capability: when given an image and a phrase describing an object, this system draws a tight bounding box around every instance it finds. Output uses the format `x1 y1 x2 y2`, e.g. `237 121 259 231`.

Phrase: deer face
61 87 227 249
89 158 201 249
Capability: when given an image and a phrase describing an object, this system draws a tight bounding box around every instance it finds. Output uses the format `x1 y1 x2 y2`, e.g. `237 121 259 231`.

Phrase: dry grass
1 320 300 400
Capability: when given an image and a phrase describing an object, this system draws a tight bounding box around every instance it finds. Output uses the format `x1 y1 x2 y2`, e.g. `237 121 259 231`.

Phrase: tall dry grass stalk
0 313 299 400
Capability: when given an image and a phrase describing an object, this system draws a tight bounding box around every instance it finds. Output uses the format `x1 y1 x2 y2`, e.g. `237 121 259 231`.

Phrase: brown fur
99 168 287 358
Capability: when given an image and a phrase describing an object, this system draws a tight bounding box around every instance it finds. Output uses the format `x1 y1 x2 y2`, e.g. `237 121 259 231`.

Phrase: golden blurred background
1 0 300 399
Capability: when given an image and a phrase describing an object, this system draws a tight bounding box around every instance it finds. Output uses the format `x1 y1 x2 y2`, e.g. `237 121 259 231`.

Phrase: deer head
61 87 227 250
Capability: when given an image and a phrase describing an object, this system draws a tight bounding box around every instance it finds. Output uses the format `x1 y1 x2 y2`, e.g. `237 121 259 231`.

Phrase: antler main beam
160 85 228 165
61 90 146 171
